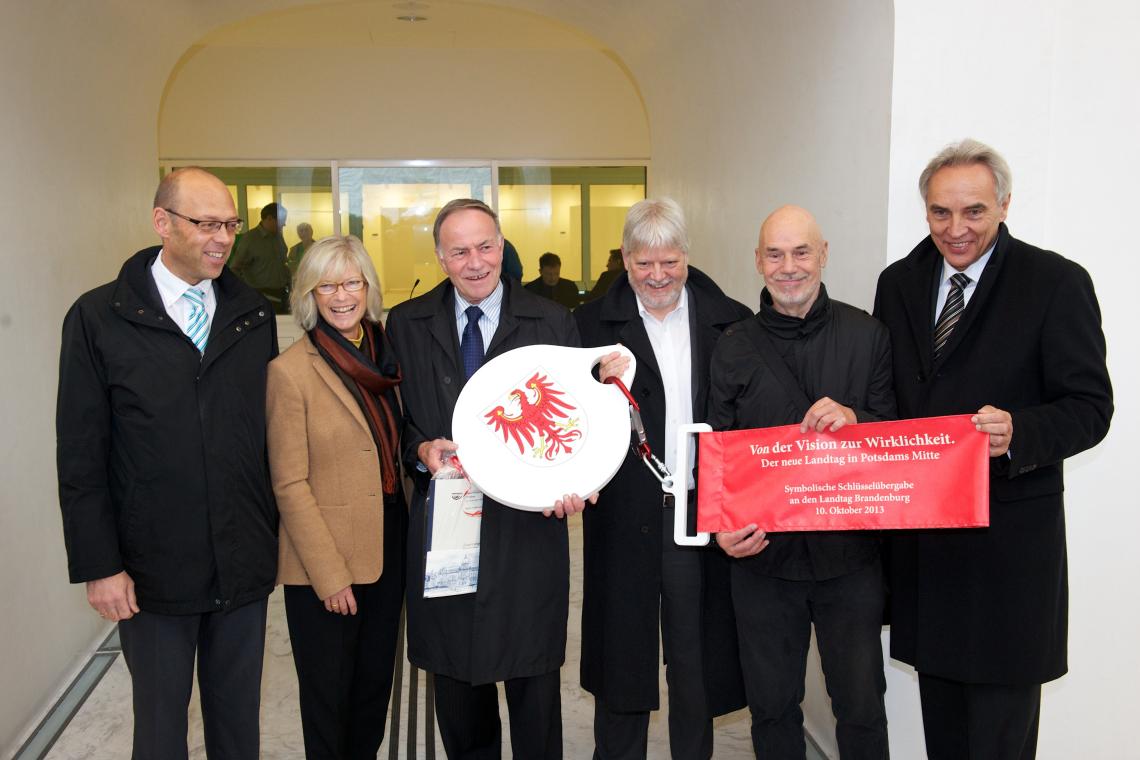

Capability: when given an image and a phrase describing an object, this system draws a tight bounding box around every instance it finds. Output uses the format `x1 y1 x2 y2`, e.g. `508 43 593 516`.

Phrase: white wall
883 1 1140 757
603 0 895 313
0 4 177 753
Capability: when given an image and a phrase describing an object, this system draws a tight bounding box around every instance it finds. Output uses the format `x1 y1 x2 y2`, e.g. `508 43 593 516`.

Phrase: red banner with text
696 415 989 532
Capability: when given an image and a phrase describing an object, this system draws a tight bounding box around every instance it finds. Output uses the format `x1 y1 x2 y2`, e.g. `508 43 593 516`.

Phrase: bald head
755 205 829 319
151 168 239 285
153 167 228 211
759 205 825 250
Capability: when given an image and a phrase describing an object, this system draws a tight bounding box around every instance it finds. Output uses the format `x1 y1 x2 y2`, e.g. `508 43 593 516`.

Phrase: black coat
385 277 580 685
57 247 279 615
706 287 896 581
573 268 750 714
873 224 1113 684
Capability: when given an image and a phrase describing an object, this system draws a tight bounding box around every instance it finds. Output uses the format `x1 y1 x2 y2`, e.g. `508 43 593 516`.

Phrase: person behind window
584 248 625 303
501 237 524 281
267 235 407 759
525 251 581 309
287 222 316 278
230 201 291 313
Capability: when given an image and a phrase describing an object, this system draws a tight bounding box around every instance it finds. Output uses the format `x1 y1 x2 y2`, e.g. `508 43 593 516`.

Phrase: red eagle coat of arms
482 369 586 465
451 343 636 511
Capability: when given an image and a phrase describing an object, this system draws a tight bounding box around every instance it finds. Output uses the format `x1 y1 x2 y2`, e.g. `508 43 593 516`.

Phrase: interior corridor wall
0 5 168 752
881 1 1140 757
595 1 895 314
0 0 319 751
160 46 649 160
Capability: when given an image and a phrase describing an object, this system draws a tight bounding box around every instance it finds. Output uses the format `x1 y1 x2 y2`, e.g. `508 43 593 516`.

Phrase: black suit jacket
385 276 580 685
873 223 1112 684
574 268 750 714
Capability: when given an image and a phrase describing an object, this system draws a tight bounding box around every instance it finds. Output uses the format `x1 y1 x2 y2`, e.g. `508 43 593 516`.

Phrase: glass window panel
338 166 492 308
589 183 646 282
499 181 583 283
179 166 334 314
245 185 275 229
498 166 646 291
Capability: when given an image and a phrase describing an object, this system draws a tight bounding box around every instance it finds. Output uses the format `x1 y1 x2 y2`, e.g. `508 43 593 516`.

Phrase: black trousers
731 559 888 760
118 596 268 760
918 673 1041 760
283 500 406 760
592 501 713 760
433 669 562 759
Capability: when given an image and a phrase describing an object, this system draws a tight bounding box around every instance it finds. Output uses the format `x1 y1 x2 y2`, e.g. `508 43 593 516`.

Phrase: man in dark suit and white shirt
873 139 1113 759
57 167 278 759
385 198 586 759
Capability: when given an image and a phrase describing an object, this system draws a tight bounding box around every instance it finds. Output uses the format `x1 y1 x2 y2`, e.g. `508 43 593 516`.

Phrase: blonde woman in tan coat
267 235 406 759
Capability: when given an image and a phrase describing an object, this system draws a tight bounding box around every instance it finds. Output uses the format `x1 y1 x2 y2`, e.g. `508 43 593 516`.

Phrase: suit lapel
689 289 719 411
305 339 372 435
427 288 462 376
899 244 941 377
487 310 519 359
933 226 1010 369
619 318 662 388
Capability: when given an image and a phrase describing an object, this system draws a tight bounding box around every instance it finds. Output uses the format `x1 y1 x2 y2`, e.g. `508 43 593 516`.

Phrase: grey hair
919 138 1012 204
290 235 384 331
621 197 690 255
433 198 501 251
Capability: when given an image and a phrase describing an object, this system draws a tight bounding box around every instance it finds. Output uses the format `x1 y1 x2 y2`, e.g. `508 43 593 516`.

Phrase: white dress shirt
454 281 504 353
151 249 217 336
636 287 695 489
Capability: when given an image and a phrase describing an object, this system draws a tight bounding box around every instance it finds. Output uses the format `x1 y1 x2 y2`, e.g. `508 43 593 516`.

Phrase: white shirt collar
453 279 504 317
151 249 214 311
940 242 995 286
635 284 688 323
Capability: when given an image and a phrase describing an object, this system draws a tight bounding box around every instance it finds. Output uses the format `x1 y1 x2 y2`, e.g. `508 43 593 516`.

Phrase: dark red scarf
310 319 402 495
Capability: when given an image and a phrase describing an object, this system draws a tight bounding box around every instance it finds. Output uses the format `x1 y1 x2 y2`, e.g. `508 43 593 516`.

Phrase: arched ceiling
197 0 606 50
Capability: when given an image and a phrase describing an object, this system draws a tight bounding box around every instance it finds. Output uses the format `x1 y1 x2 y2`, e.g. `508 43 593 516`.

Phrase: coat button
214 598 223 606
641 525 649 534
137 308 145 315
236 326 242 332
244 320 251 326
916 372 926 383
258 311 266 317
443 376 451 384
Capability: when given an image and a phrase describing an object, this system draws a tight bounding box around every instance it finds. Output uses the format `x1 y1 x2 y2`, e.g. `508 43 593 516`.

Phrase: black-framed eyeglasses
315 278 367 296
164 208 244 234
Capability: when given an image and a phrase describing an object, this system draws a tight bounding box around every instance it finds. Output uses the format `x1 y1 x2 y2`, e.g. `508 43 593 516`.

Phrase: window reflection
498 166 646 293
165 163 646 313
339 167 493 308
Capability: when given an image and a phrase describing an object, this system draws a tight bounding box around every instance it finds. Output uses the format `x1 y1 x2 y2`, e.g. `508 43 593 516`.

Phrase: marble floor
43 515 821 759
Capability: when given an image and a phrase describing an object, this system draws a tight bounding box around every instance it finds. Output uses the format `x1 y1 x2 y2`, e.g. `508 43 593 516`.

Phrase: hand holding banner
695 414 989 533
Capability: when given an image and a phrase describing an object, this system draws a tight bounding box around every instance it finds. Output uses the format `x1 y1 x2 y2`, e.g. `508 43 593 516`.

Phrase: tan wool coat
267 334 388 599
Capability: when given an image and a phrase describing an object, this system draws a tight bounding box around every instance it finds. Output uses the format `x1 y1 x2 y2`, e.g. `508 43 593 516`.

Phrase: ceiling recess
394 1 428 22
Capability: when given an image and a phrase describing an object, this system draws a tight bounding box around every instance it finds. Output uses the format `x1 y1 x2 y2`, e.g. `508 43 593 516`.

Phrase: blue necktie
460 306 485 379
183 287 209 353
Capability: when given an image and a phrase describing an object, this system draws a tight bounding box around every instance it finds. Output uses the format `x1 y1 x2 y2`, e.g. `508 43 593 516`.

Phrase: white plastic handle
671 422 712 546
